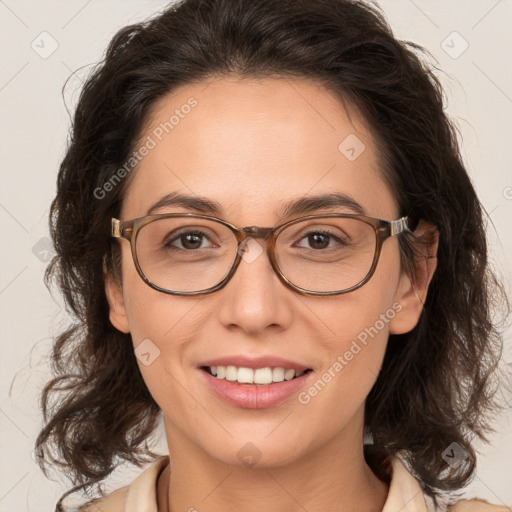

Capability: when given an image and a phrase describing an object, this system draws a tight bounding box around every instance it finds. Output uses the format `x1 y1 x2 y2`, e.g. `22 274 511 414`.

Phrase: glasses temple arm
390 216 413 236
112 218 122 238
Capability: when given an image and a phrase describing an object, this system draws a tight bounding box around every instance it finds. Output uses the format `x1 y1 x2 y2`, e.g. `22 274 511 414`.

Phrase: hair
35 0 510 510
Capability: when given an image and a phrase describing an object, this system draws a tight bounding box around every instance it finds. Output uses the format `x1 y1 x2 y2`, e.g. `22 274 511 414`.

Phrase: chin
202 436 308 470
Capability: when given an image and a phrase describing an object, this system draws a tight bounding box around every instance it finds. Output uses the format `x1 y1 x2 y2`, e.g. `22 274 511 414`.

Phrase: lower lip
201 369 313 409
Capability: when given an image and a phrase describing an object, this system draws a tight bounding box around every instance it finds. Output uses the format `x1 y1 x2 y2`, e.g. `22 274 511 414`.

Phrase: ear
104 265 131 334
389 220 439 335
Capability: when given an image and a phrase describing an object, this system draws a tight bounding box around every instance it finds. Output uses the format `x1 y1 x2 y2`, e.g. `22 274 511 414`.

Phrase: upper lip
199 355 312 372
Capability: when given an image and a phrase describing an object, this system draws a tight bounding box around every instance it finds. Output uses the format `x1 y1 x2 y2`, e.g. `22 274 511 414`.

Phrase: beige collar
118 453 434 512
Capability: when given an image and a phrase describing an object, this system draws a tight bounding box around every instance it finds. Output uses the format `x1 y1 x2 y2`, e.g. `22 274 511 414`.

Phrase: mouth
200 365 314 385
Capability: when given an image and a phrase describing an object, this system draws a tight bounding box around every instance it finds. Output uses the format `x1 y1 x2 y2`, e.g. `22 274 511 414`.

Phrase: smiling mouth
201 365 313 385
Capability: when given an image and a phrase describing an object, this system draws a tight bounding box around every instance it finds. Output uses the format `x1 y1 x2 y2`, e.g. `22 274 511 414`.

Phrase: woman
35 0 511 511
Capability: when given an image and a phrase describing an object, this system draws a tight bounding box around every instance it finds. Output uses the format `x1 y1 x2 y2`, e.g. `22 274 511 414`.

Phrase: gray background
0 0 511 510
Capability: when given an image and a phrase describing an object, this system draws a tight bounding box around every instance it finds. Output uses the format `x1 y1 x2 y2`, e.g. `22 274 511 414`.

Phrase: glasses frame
111 212 412 296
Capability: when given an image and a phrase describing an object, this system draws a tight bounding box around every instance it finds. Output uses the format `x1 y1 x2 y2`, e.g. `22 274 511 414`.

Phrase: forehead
121 76 398 221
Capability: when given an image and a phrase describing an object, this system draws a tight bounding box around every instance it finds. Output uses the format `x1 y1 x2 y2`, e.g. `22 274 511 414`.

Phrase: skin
105 75 437 512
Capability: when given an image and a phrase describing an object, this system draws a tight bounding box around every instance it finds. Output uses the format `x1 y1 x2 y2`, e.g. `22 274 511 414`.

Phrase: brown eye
166 230 213 250
295 230 346 250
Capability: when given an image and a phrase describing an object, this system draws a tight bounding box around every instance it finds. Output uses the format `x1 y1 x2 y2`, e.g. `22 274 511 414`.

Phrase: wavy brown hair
35 0 510 509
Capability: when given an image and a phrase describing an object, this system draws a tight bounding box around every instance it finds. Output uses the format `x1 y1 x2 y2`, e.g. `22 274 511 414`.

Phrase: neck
157 421 389 512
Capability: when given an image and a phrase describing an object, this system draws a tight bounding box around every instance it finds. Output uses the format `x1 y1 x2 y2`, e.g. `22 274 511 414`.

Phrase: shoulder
78 485 128 512
448 498 511 511
77 455 170 512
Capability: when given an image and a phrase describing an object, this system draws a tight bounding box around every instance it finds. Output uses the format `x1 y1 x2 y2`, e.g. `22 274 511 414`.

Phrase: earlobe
104 268 131 333
389 221 439 335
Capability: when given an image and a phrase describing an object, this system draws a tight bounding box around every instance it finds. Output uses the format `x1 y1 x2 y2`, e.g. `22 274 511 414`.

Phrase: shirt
78 453 510 512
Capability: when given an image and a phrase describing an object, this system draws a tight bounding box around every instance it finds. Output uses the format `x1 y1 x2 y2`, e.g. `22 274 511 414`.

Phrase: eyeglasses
111 212 413 296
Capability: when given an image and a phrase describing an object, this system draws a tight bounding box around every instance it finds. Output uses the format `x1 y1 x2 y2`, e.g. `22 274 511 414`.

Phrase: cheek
121 280 200 418
118 248 191 397
303 294 397 407
119 243 181 339
118 246 208 392
122 270 199 350
300 244 402 418
292 303 396 452
314 241 402 353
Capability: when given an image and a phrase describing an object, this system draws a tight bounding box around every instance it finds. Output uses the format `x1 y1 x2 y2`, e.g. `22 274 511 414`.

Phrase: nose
215 236 293 335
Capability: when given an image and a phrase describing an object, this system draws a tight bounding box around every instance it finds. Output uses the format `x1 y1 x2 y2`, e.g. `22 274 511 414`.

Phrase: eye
165 229 216 250
295 229 347 250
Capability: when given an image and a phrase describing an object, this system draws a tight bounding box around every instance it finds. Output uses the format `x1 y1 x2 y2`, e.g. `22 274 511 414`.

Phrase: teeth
272 367 285 382
284 369 295 380
239 366 256 384
225 365 238 381
206 365 308 384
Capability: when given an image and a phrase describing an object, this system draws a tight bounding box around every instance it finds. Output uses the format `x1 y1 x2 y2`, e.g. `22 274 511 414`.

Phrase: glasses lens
136 217 238 292
275 217 377 292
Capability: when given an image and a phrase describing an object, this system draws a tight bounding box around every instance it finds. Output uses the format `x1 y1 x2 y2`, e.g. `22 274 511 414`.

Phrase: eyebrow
146 191 366 219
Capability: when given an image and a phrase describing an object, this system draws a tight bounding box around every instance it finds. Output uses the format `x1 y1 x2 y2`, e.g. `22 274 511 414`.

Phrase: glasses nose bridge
240 225 275 241
233 225 278 284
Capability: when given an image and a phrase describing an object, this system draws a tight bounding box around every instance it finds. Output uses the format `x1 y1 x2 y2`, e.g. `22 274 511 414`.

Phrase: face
106 76 427 469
